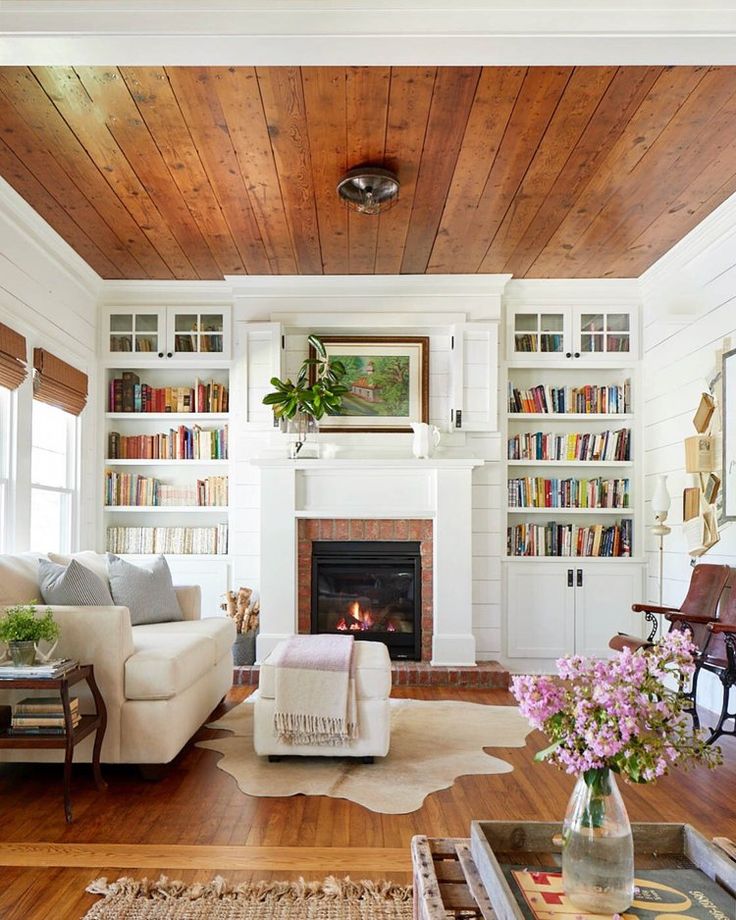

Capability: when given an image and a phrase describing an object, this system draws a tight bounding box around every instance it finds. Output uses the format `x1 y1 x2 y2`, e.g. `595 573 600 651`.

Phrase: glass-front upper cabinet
103 307 231 361
507 305 637 364
107 308 165 356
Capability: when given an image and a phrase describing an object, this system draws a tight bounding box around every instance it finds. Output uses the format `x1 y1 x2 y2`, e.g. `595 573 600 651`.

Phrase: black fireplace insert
311 541 421 660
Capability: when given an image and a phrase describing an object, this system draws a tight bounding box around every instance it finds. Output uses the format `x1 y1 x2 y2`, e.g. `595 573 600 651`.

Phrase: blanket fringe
86 875 412 903
274 711 358 746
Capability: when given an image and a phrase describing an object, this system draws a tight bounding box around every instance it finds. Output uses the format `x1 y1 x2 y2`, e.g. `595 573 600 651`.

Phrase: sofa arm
174 585 201 621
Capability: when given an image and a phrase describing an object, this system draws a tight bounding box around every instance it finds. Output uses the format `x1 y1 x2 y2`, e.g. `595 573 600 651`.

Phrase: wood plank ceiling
1 66 736 280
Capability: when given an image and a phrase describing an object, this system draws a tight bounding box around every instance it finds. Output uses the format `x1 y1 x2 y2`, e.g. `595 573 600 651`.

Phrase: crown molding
227 274 512 298
0 176 103 301
505 278 640 306
3 2 736 65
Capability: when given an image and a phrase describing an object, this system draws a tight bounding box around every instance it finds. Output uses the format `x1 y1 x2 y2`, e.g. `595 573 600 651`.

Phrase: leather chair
701 580 736 743
609 563 732 729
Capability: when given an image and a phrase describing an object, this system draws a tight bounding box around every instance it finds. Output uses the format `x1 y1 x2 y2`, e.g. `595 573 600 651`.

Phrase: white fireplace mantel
252 452 484 666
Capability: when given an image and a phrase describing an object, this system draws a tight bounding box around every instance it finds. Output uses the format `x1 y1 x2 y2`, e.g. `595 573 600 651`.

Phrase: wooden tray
470 821 736 920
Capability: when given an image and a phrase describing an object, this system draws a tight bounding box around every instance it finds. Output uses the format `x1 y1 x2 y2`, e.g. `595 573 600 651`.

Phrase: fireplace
311 541 422 660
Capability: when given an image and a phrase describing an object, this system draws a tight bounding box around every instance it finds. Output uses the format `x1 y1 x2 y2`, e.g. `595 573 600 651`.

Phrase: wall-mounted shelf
506 507 632 515
104 506 229 513
506 460 633 468
507 413 633 421
105 459 228 467
105 412 229 421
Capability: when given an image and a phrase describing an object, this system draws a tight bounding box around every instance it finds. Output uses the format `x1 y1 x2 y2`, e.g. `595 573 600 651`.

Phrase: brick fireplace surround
297 518 434 661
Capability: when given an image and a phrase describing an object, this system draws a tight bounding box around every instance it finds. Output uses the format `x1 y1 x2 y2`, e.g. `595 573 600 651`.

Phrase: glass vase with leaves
263 335 349 457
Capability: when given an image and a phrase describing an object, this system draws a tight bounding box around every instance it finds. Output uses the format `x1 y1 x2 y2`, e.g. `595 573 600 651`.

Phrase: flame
335 601 399 633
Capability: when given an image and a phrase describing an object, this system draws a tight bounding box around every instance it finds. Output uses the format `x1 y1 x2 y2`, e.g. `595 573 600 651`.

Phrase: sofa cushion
0 554 43 606
259 639 392 701
133 617 235 666
107 554 183 626
48 551 109 587
39 558 114 607
125 634 211 700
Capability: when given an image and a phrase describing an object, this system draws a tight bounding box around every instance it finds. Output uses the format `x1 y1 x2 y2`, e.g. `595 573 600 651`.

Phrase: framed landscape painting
311 336 429 432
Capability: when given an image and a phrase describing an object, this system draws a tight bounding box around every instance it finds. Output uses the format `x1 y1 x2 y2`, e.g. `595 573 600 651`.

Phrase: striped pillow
39 558 114 607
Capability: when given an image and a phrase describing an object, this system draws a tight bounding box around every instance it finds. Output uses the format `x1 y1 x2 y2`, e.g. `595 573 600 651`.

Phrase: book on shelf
507 380 631 414
106 525 228 555
514 333 563 353
507 519 632 557
104 471 228 507
507 477 630 509
507 428 630 462
0 659 78 679
108 425 228 461
12 712 82 731
109 374 229 414
14 696 79 715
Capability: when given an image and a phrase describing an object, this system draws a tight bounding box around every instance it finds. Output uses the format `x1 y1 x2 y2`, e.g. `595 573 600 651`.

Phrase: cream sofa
0 553 235 765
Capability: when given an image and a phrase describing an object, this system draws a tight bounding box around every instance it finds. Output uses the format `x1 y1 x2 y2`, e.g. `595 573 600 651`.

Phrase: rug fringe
86 875 412 903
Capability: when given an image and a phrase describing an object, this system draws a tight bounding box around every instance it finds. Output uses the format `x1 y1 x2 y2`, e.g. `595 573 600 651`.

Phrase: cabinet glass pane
175 313 199 332
515 333 538 353
201 313 224 333
540 333 564 352
110 313 133 332
110 334 133 352
135 334 157 353
135 314 158 333
581 313 604 333
515 314 538 332
174 334 197 353
540 313 564 332
606 313 630 332
607 334 630 353
581 333 605 353
200 334 223 354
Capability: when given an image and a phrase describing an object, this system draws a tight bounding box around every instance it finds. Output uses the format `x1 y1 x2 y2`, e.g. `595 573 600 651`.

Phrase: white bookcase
100 306 232 617
502 291 645 668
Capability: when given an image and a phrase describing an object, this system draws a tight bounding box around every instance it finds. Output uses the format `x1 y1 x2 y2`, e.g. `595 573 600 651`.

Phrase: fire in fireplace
311 541 421 660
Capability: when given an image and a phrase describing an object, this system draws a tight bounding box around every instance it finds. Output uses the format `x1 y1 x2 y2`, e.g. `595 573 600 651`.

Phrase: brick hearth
297 517 434 662
233 660 510 689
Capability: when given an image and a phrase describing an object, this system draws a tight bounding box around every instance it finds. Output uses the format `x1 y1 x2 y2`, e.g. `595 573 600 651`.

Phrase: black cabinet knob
565 352 572 358
167 352 173 358
574 352 581 358
157 352 164 358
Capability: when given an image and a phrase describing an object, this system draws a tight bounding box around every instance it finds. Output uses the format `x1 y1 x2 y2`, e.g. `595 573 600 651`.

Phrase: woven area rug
197 697 530 814
83 876 413 919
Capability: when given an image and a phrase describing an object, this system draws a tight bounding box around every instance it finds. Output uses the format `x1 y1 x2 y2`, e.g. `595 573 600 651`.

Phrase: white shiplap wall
0 177 102 553
641 193 736 714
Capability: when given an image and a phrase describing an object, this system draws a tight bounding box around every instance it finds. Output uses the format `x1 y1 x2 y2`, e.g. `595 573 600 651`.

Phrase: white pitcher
411 422 441 458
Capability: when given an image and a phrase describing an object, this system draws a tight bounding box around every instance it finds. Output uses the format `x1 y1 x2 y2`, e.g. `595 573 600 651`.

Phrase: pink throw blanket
272 634 358 746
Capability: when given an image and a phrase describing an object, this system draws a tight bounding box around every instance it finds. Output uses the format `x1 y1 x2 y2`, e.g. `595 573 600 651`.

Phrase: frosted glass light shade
652 474 671 515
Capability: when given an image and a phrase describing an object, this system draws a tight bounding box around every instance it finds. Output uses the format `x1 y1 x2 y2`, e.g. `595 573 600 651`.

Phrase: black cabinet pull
167 352 173 358
567 569 573 587
577 568 583 587
565 352 572 358
574 352 581 358
158 352 164 358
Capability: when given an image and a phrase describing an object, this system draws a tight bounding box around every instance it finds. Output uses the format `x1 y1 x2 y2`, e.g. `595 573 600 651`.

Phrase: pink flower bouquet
511 630 722 782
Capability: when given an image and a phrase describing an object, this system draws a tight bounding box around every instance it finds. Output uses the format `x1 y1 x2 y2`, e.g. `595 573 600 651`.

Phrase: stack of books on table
0 659 78 680
11 696 81 735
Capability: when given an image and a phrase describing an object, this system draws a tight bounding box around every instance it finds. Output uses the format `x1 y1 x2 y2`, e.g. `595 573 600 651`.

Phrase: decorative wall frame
311 336 429 433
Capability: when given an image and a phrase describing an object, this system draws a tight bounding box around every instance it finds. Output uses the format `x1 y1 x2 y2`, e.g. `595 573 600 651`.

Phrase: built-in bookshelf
102 362 231 560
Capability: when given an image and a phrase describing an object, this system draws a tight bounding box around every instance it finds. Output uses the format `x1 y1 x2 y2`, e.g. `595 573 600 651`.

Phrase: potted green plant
0 603 60 666
263 335 349 456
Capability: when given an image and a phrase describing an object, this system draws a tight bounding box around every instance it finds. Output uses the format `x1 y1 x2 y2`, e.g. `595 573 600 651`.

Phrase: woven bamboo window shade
33 348 88 416
0 322 28 391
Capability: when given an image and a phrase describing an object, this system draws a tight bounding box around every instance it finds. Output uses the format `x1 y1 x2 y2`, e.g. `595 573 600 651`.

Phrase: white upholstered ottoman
253 640 392 760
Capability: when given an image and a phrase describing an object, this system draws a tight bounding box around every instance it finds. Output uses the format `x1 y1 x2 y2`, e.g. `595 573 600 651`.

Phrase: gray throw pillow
39 558 114 606
107 554 183 626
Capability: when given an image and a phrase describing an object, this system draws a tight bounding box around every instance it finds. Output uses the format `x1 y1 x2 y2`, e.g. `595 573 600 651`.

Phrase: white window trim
30 402 79 555
0 387 15 553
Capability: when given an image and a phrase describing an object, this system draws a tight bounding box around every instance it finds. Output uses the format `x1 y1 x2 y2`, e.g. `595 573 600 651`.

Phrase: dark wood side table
0 664 107 823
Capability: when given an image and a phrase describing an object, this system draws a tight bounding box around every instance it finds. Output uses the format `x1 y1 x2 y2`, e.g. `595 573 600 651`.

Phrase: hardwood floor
1 686 734 919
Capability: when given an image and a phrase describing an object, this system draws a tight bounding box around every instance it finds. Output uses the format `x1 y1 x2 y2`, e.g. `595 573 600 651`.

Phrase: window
30 400 77 553
0 387 11 552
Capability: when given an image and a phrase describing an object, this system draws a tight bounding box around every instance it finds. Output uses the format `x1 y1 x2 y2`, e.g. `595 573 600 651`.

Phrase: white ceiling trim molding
0 175 103 302
3 1 736 65
505 278 640 307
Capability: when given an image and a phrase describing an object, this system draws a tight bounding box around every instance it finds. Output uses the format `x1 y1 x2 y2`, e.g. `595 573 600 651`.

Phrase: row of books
108 373 229 414
107 425 229 461
110 335 156 352
514 333 563 353
508 381 631 414
507 477 630 509
104 472 229 507
581 333 630 352
10 696 80 735
0 658 79 680
106 526 229 555
174 334 223 353
507 519 633 557
507 428 631 462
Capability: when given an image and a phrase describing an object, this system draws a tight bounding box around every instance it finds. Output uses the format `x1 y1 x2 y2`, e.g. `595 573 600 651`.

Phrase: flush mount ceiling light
336 167 400 215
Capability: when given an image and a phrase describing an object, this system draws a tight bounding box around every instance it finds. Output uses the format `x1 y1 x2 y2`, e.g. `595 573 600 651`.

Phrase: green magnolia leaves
263 336 349 421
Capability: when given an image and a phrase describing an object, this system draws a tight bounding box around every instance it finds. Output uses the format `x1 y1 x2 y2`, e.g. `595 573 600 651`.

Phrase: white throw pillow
48 551 109 587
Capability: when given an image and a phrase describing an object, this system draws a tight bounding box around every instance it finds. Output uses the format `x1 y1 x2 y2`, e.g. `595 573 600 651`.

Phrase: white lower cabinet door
506 563 575 658
574 564 644 658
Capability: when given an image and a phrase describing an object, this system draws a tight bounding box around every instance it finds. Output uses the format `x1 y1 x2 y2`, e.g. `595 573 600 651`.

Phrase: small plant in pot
263 335 349 456
0 603 59 666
